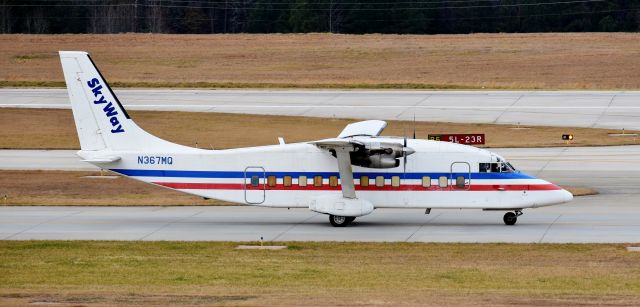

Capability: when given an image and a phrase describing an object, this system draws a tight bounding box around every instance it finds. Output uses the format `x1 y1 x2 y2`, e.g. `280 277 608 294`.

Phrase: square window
438 176 448 188
422 176 431 188
391 176 400 187
251 175 260 187
360 176 369 187
298 175 307 187
375 176 385 187
456 176 465 188
284 176 292 187
329 176 338 187
267 175 276 187
314 175 323 187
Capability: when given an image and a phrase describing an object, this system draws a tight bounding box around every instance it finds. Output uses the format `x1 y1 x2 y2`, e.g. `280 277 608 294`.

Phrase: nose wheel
503 210 523 225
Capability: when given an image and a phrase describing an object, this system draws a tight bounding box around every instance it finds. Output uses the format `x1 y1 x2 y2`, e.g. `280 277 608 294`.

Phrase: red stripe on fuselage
152 182 562 191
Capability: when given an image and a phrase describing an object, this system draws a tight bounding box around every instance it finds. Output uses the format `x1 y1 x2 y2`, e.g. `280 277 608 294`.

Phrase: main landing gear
503 210 523 225
329 215 356 227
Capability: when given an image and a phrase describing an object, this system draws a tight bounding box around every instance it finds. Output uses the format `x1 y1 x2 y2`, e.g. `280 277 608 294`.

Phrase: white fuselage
85 137 573 210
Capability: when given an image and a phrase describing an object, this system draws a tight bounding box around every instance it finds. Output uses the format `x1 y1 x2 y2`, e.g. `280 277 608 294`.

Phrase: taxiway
2 88 640 129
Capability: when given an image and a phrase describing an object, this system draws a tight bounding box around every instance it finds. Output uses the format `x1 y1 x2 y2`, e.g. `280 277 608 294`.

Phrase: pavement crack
138 210 204 241
405 212 443 242
4 209 82 240
538 213 562 243
493 92 526 124
592 94 616 128
271 212 319 242
535 147 568 177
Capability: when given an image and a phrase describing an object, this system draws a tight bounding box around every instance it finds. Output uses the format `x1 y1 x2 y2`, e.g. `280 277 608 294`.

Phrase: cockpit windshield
479 158 517 173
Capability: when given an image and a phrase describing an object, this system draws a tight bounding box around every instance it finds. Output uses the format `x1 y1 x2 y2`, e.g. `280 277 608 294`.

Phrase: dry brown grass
1 108 638 150
0 170 225 206
2 33 640 89
1 242 639 306
563 186 598 197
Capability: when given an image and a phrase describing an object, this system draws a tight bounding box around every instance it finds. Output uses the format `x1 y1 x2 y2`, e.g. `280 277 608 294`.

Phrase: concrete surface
2 88 640 130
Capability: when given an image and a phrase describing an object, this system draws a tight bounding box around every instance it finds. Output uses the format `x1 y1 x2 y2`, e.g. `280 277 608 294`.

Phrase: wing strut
335 147 356 199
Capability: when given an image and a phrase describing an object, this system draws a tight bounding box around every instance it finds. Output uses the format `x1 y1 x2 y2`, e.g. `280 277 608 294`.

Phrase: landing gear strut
329 215 356 227
503 210 523 225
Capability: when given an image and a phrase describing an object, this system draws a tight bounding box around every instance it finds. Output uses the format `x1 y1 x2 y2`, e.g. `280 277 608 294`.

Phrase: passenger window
438 176 448 188
267 175 276 187
314 175 323 187
251 175 260 187
284 176 292 187
391 176 400 187
298 175 307 187
422 176 431 188
456 176 465 188
360 176 369 187
375 176 385 187
329 176 338 187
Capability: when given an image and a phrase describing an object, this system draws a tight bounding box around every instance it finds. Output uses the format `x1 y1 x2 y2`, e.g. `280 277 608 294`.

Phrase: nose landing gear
503 210 523 225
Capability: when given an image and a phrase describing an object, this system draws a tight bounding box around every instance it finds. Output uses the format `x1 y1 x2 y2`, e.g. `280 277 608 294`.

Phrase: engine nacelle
351 153 400 168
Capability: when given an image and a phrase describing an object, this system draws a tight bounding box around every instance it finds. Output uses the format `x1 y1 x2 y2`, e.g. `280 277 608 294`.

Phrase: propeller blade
403 137 407 173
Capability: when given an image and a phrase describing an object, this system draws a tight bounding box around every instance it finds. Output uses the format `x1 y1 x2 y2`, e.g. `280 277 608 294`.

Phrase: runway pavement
2 88 640 130
1 146 639 243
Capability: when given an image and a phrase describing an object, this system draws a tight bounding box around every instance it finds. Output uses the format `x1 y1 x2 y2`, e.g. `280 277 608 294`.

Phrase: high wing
338 120 387 138
313 120 415 199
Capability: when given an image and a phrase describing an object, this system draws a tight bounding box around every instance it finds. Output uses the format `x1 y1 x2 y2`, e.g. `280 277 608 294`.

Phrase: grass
1 108 638 150
0 241 639 306
0 170 594 206
1 33 640 90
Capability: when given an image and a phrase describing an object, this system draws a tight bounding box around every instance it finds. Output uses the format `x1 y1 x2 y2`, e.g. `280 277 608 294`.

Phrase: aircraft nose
560 188 574 203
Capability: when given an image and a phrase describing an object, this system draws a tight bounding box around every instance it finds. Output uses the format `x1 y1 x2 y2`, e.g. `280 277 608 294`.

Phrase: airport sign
428 134 485 145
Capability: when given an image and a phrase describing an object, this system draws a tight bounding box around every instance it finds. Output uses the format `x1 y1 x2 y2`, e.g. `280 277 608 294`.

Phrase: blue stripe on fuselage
110 169 536 180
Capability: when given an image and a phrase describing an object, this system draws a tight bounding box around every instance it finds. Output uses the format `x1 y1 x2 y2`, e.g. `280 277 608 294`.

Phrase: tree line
1 0 638 34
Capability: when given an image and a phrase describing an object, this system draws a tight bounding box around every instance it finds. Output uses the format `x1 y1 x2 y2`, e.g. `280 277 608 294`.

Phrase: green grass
1 241 639 305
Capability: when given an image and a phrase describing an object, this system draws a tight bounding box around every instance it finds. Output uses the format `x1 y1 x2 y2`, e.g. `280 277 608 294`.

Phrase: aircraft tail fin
59 51 189 152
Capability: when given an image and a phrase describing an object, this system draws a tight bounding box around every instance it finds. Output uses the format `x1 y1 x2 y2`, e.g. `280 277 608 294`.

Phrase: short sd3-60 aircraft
59 51 573 227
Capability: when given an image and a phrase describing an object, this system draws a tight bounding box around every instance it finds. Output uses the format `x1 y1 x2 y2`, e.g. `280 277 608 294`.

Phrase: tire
329 215 350 227
503 212 517 225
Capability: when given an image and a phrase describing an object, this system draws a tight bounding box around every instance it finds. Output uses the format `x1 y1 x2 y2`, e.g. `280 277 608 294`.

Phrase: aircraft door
450 162 471 190
244 167 265 204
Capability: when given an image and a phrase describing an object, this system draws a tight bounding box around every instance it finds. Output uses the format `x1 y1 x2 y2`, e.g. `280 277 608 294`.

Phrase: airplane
59 51 573 227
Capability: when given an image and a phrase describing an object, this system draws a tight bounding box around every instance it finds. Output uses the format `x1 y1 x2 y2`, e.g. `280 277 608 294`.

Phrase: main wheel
503 212 517 225
329 215 351 227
